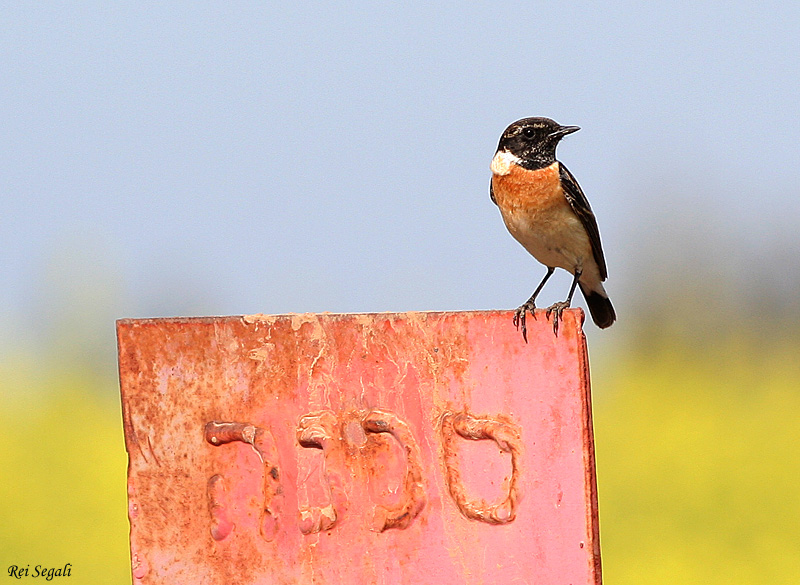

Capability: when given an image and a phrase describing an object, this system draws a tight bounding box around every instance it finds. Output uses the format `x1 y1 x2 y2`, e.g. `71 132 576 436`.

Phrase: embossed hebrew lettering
296 410 344 534
204 421 283 541
440 412 523 524
206 474 234 541
296 408 426 534
362 408 426 531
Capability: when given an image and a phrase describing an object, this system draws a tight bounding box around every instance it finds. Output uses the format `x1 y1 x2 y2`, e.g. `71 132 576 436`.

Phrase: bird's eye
522 127 535 139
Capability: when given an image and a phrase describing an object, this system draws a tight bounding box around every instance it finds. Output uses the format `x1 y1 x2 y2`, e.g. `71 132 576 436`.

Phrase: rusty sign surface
117 310 601 585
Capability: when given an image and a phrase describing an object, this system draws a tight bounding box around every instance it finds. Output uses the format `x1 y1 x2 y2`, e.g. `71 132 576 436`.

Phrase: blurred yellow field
595 342 800 584
0 367 130 584
2 337 798 584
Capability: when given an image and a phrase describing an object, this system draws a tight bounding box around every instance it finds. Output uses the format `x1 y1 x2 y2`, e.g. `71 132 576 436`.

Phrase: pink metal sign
117 310 601 584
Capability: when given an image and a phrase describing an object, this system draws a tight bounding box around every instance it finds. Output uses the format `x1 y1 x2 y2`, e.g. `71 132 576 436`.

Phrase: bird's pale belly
492 162 592 273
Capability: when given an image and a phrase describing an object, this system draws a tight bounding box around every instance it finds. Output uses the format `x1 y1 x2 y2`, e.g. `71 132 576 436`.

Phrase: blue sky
2 2 799 355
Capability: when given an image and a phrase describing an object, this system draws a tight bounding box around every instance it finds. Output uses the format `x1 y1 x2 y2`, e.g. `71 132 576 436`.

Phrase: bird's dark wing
558 162 608 280
489 179 497 205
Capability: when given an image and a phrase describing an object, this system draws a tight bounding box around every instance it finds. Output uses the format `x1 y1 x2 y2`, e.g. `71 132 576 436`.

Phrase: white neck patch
490 150 522 176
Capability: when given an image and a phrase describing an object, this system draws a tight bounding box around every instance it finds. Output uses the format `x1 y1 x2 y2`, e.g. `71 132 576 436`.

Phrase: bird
490 117 615 340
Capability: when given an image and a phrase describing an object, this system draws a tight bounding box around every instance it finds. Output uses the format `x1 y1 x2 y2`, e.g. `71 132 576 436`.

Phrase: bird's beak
550 125 580 138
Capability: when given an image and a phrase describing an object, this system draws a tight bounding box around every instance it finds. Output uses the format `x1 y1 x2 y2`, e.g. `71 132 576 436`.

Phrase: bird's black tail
579 284 616 329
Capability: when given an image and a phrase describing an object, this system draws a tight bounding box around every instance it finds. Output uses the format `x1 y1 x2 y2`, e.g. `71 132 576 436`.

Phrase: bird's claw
545 301 570 336
513 302 537 343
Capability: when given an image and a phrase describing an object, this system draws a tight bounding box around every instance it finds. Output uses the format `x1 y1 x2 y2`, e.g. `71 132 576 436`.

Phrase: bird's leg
513 267 555 343
546 269 582 336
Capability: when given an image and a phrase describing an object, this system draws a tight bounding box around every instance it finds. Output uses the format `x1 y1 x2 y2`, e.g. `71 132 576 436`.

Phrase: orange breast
491 161 567 217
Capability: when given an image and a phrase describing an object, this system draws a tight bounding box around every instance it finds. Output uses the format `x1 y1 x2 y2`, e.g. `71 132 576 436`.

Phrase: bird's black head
496 117 580 169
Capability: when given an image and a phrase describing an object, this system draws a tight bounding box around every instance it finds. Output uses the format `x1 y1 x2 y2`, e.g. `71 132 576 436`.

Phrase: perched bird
490 117 615 339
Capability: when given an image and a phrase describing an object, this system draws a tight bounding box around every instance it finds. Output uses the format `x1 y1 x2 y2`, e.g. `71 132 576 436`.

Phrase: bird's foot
513 301 537 343
545 301 571 336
